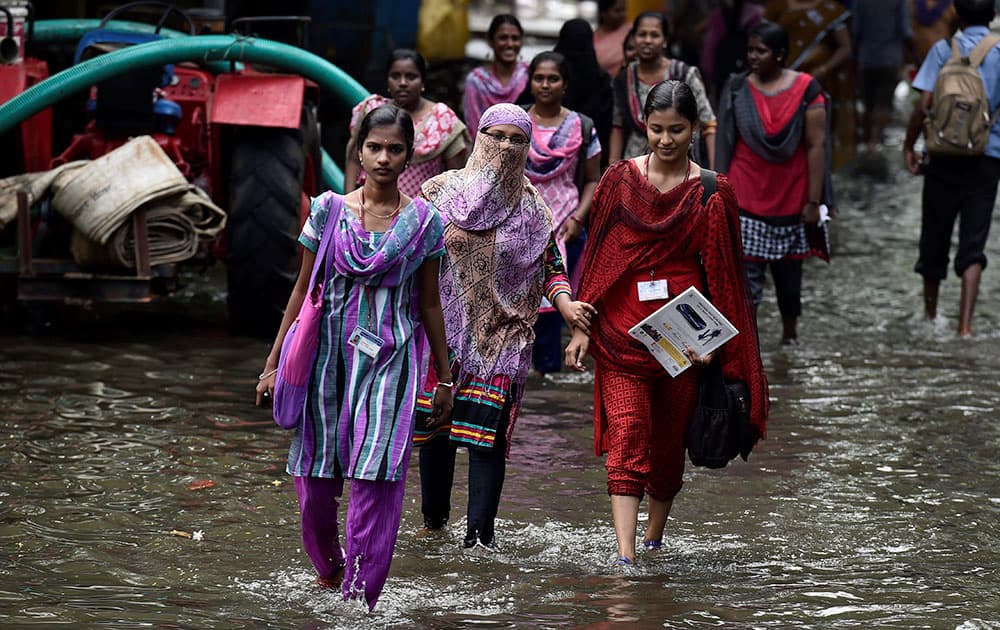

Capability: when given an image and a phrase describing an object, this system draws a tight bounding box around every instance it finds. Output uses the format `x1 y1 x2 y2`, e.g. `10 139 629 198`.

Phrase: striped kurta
287 195 445 482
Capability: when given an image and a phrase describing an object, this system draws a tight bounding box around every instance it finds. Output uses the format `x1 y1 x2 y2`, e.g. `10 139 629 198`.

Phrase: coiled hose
0 34 369 192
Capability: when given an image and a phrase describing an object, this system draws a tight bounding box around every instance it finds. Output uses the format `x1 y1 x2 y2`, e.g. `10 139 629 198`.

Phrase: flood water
2 154 1000 629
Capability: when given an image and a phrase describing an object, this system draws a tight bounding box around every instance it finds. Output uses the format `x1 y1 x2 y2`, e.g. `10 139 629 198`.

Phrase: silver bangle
436 381 454 388
258 368 278 380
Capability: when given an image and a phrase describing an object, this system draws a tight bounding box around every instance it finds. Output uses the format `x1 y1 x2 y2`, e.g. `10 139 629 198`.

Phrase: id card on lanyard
348 286 385 358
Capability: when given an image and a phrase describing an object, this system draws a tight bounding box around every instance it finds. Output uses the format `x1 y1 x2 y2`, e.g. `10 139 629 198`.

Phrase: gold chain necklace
360 187 402 221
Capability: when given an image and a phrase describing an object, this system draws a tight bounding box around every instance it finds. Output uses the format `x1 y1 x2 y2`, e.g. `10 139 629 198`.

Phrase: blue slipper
642 539 663 551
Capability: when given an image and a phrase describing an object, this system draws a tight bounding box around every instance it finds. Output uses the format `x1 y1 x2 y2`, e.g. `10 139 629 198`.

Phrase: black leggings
745 259 803 318
418 400 511 545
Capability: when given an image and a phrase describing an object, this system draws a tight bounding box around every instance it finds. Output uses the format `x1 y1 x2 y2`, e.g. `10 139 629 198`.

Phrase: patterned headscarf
421 103 554 383
423 103 536 232
479 102 532 136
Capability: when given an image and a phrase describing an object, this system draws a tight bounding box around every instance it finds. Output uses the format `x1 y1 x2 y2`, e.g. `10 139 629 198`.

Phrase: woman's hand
565 328 590 372
683 347 716 367
561 300 597 335
558 216 584 242
256 367 277 407
427 384 454 428
800 201 820 225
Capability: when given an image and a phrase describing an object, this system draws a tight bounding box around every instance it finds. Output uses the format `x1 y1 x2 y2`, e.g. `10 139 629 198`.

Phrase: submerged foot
316 565 345 589
415 523 448 539
610 555 636 574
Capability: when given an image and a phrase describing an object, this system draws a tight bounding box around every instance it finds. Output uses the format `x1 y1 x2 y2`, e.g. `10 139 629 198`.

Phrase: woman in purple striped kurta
256 105 453 610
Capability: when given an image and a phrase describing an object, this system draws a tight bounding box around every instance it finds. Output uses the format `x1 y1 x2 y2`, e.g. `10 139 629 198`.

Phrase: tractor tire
226 125 306 338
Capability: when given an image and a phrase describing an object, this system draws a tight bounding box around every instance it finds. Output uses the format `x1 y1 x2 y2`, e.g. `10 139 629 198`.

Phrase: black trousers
418 397 512 545
917 154 1000 280
745 258 804 318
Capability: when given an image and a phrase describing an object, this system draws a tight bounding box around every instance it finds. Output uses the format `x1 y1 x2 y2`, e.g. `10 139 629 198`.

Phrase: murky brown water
2 154 1000 628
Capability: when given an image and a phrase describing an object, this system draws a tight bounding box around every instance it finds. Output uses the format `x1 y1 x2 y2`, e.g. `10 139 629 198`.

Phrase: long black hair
357 104 415 162
632 11 669 39
749 20 790 67
487 13 523 40
528 51 570 84
385 48 427 81
644 80 698 124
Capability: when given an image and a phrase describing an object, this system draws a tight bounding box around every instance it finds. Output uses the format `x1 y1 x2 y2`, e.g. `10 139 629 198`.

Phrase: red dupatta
578 160 769 453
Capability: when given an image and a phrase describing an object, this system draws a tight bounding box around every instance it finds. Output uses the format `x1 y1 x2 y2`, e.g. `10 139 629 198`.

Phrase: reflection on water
2 159 1000 627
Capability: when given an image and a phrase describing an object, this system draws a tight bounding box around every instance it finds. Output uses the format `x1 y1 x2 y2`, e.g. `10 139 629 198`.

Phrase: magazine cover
627 286 739 377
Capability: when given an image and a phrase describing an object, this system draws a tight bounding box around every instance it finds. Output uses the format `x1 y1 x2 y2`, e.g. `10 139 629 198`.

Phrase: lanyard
363 285 376 330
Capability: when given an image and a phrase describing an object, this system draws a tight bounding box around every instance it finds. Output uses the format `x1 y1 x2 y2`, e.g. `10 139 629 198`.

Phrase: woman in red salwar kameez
566 81 769 568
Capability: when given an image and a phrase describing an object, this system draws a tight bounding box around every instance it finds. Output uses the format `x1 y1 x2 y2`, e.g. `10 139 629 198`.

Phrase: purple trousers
294 473 406 610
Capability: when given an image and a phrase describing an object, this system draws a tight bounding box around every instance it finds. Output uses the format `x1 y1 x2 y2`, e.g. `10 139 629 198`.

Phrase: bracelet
258 368 278 380
436 381 454 388
568 215 584 225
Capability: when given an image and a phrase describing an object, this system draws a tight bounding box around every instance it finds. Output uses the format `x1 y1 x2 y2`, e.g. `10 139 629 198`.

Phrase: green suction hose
1 34 368 192
32 19 189 42
31 19 236 74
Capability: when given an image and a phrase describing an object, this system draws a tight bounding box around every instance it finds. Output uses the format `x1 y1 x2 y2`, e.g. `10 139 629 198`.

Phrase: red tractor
1 2 328 337
0 1 50 175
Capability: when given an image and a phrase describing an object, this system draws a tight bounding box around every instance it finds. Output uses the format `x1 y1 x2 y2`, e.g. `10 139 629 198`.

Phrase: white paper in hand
627 286 739 377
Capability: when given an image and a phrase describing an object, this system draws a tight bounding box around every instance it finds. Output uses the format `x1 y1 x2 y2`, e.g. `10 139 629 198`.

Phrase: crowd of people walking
252 0 999 610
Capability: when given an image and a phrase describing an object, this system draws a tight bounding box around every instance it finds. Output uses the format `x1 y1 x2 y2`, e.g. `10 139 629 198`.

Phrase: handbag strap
700 168 717 206
307 193 344 295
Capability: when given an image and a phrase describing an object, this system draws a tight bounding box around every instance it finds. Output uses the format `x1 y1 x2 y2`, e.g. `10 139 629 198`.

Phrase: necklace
359 187 402 221
644 153 691 191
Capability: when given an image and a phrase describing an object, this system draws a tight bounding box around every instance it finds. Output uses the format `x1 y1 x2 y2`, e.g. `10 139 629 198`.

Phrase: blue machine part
153 98 182 134
74 29 175 86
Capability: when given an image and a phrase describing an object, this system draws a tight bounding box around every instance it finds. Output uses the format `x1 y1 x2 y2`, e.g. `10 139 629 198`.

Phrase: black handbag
685 358 756 468
685 169 758 468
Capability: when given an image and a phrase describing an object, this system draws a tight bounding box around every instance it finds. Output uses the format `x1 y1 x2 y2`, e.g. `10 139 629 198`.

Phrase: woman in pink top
523 51 602 374
594 0 631 78
345 49 470 197
463 14 530 134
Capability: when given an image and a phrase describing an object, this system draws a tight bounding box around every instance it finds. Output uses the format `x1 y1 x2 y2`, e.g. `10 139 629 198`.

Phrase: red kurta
727 72 825 218
579 160 770 458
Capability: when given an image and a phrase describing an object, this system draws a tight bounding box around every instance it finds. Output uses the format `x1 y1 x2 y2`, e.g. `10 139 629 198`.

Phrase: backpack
924 34 1000 156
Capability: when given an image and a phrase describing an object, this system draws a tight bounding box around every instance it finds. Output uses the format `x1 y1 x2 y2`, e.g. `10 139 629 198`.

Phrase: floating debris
170 529 205 541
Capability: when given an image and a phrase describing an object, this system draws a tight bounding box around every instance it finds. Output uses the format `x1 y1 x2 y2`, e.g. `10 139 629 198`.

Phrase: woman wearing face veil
413 104 596 549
